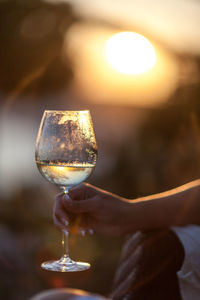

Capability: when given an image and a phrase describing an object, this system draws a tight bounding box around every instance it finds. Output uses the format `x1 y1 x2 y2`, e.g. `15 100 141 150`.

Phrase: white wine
35 110 97 272
36 161 94 187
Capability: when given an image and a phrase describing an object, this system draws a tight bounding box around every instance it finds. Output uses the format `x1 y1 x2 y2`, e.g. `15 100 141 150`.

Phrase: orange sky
63 24 179 107
72 0 200 54
46 0 200 106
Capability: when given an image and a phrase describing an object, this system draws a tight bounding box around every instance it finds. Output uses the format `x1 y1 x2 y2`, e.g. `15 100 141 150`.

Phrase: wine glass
35 110 97 272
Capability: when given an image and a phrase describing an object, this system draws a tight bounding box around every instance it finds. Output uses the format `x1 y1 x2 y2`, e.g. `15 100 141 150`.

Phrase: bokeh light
105 32 156 75
64 24 178 107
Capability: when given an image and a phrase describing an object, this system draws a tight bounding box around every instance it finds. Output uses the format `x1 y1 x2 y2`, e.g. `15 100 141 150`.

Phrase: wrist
121 199 149 233
127 196 172 232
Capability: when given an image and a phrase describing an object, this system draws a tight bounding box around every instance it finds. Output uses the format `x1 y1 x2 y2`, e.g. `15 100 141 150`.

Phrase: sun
105 32 156 75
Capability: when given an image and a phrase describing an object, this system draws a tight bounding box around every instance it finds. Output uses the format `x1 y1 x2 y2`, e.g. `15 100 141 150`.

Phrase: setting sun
105 32 156 75
64 24 178 106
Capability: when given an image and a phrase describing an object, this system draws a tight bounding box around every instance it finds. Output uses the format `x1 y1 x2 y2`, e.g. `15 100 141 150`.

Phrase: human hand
111 229 184 300
53 183 134 236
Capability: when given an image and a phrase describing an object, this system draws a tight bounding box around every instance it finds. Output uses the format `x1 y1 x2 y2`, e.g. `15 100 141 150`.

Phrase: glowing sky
64 24 179 107
71 0 200 54
44 0 200 106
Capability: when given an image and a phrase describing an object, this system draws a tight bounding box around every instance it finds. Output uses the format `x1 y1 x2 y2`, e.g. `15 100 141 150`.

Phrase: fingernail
64 194 72 204
80 229 85 236
62 229 69 235
64 194 69 200
61 218 69 227
88 229 94 235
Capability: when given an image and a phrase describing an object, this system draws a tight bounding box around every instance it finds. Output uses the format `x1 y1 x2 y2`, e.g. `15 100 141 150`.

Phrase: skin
52 181 196 298
53 180 200 236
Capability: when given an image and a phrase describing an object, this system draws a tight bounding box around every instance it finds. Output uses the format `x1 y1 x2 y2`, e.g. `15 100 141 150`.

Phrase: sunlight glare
106 32 156 75
64 24 178 107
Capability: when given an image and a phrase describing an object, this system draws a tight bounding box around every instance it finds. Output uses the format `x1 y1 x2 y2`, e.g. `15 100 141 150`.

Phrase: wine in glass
35 110 97 272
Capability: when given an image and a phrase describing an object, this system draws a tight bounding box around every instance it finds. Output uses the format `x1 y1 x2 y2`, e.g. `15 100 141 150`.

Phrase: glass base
41 255 91 272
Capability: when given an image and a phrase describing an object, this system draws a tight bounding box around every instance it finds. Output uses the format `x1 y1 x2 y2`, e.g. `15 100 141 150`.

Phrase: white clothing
172 225 200 300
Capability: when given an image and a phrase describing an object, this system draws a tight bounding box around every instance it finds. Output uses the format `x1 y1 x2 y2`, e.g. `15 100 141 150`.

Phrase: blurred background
0 0 200 298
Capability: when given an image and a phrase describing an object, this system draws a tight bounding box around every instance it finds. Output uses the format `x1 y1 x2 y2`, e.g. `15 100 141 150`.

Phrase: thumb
62 194 96 213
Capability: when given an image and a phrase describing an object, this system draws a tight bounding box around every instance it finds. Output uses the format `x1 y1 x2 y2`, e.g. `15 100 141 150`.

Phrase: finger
55 191 65 203
53 204 70 224
54 215 85 236
113 231 167 293
54 194 70 225
111 267 137 299
53 215 69 232
71 225 86 236
79 215 94 235
62 194 97 213
55 193 93 234
79 228 86 236
88 220 121 236
54 192 65 212
54 199 69 219
119 232 143 263
88 228 94 235
113 244 142 289
70 214 83 234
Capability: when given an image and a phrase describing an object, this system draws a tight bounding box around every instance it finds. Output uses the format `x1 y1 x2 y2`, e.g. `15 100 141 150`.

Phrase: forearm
129 179 200 231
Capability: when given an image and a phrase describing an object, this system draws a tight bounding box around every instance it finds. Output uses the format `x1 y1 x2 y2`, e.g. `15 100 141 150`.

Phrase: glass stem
62 230 69 258
61 187 70 259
